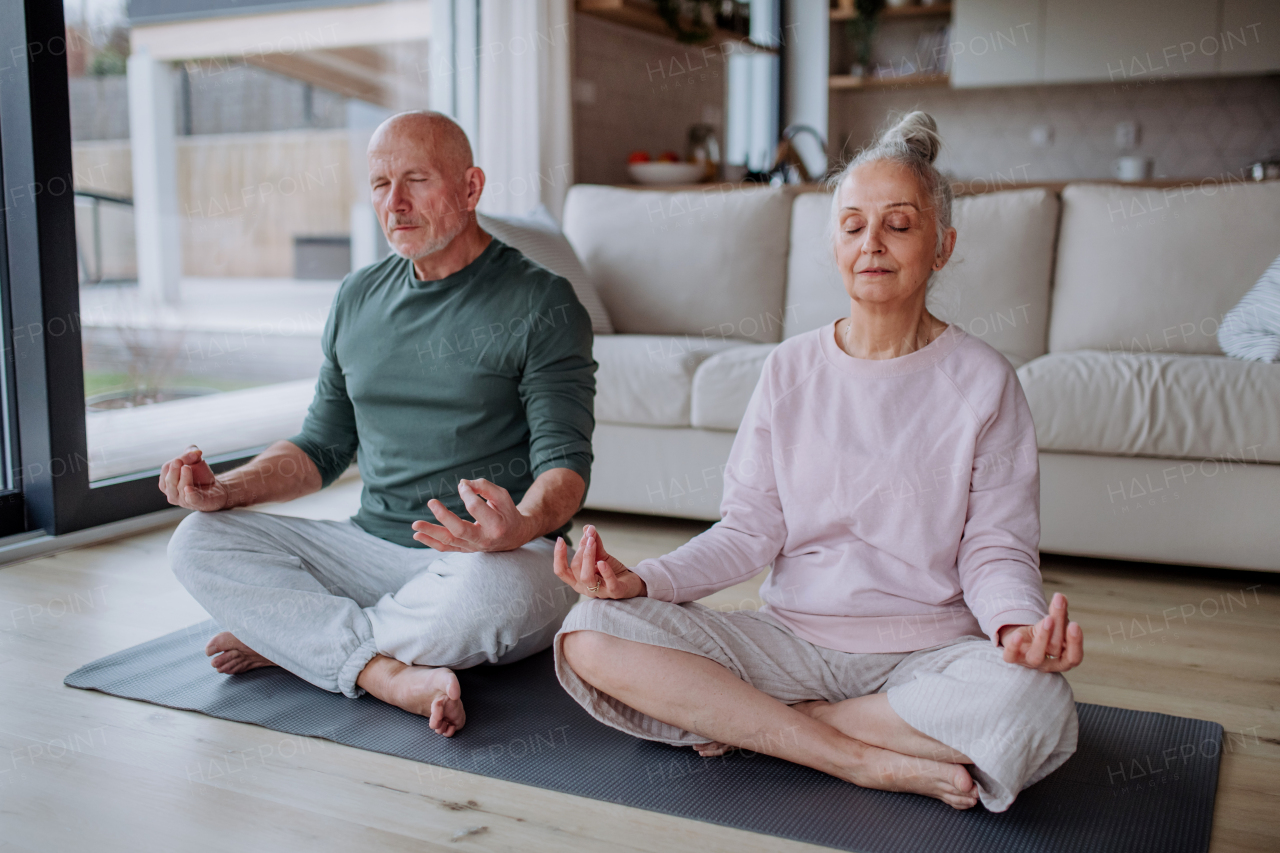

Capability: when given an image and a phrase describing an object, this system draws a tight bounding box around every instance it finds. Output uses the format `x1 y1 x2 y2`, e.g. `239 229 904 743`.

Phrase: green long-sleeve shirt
288 237 596 548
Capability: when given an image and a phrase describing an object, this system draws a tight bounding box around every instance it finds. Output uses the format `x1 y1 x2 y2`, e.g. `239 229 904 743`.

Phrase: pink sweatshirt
632 321 1049 653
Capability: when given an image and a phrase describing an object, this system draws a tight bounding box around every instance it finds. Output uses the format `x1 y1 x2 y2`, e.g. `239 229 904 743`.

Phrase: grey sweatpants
167 508 577 698
555 597 1078 812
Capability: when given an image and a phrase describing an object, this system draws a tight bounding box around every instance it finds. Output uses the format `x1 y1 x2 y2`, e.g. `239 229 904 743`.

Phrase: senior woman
551 112 1083 812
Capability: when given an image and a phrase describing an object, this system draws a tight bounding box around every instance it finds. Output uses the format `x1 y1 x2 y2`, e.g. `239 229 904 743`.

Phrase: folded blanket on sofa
1219 253 1280 362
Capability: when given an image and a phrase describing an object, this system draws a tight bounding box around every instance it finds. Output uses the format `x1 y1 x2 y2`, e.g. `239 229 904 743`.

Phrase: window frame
0 105 23 538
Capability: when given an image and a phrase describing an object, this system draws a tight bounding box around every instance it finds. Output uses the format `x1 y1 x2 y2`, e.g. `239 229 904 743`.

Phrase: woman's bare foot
793 696 970 764
205 631 276 674
840 741 980 810
356 654 466 737
703 724 977 808
695 721 977 808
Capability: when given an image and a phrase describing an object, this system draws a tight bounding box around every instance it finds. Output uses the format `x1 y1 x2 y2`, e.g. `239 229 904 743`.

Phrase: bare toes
428 691 465 737
205 631 242 656
942 793 979 810
950 765 975 794
210 647 273 674
944 766 980 808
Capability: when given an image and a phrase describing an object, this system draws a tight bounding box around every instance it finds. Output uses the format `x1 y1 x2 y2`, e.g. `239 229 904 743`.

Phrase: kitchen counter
609 176 1279 196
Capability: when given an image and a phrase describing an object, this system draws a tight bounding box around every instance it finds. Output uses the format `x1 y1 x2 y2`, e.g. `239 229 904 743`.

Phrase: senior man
162 111 595 736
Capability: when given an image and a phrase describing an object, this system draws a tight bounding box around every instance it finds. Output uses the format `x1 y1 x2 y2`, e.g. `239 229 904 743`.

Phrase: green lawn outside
83 371 269 399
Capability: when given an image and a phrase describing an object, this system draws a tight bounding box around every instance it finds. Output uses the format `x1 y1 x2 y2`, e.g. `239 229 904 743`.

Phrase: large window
0 0 440 535
71 0 434 484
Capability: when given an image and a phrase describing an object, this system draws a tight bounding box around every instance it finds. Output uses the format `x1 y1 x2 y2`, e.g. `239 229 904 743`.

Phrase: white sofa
562 180 1280 573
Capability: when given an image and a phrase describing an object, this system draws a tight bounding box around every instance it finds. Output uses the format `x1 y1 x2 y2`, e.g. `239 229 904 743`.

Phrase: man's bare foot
839 741 980 810
205 631 276 674
692 741 732 757
357 654 466 737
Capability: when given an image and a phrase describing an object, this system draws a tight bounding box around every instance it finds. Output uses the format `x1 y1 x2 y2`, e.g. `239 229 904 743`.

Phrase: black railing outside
74 189 133 284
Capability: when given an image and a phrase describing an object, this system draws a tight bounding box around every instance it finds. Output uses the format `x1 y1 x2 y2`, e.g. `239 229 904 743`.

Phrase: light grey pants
555 598 1078 812
167 508 577 698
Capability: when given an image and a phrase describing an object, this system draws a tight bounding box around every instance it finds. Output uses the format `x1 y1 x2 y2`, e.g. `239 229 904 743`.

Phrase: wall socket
1115 120 1140 151
572 78 597 106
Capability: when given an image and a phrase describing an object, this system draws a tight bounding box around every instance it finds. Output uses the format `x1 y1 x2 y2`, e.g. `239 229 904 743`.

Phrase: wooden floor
1 478 1277 852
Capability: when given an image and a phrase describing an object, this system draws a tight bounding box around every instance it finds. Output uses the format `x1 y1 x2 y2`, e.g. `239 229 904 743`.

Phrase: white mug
1112 155 1152 182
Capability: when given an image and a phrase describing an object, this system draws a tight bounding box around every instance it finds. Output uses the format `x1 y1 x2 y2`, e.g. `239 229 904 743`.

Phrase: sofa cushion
562 185 792 343
1017 350 1280 463
1048 181 1280 355
784 188 1058 367
593 334 744 427
781 192 847 340
477 206 614 334
690 343 777 431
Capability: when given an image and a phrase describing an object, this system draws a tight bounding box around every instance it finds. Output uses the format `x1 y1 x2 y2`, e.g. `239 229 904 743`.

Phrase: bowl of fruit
627 150 706 186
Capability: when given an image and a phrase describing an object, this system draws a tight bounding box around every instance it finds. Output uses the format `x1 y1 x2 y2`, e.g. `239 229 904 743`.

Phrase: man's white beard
390 214 469 262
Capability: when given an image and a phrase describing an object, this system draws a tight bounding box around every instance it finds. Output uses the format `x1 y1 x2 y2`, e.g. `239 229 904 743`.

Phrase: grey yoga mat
65 620 1221 853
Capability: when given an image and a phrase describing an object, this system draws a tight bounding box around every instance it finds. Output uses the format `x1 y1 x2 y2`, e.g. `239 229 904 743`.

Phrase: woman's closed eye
843 224 909 234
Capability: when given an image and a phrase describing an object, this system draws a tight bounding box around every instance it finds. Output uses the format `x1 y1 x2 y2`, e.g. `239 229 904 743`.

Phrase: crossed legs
792 693 970 763
560 630 981 809
169 509 574 737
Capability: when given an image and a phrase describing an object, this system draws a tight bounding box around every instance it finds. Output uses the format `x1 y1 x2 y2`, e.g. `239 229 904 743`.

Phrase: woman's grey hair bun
877 111 943 165
827 110 954 258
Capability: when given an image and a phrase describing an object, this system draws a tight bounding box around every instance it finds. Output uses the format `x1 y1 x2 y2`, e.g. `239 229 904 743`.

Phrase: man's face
368 133 472 262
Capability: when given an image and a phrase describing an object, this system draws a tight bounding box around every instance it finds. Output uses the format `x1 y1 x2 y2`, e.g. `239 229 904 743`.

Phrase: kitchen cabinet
951 0 1042 87
952 0 1280 87
1042 0 1217 83
1219 0 1280 74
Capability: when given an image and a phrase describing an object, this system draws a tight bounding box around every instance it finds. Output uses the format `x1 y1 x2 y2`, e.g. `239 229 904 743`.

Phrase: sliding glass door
0 0 436 536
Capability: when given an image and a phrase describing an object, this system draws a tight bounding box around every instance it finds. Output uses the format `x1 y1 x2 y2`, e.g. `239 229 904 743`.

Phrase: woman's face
833 160 955 309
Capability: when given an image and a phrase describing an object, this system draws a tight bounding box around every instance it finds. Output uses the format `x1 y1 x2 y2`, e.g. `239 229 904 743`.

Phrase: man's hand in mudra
553 524 645 600
412 478 535 553
159 445 232 511
997 592 1084 673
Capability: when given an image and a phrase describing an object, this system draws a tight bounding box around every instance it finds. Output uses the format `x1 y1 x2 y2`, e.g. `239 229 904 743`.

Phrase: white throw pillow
1218 253 1280 362
477 206 614 334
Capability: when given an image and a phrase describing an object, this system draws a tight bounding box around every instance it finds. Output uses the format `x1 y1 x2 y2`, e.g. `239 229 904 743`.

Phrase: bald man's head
367 111 485 264
368 111 473 174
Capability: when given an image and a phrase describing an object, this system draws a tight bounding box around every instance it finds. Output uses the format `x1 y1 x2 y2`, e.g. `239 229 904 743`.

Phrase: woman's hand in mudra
998 592 1084 673
553 524 645 600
